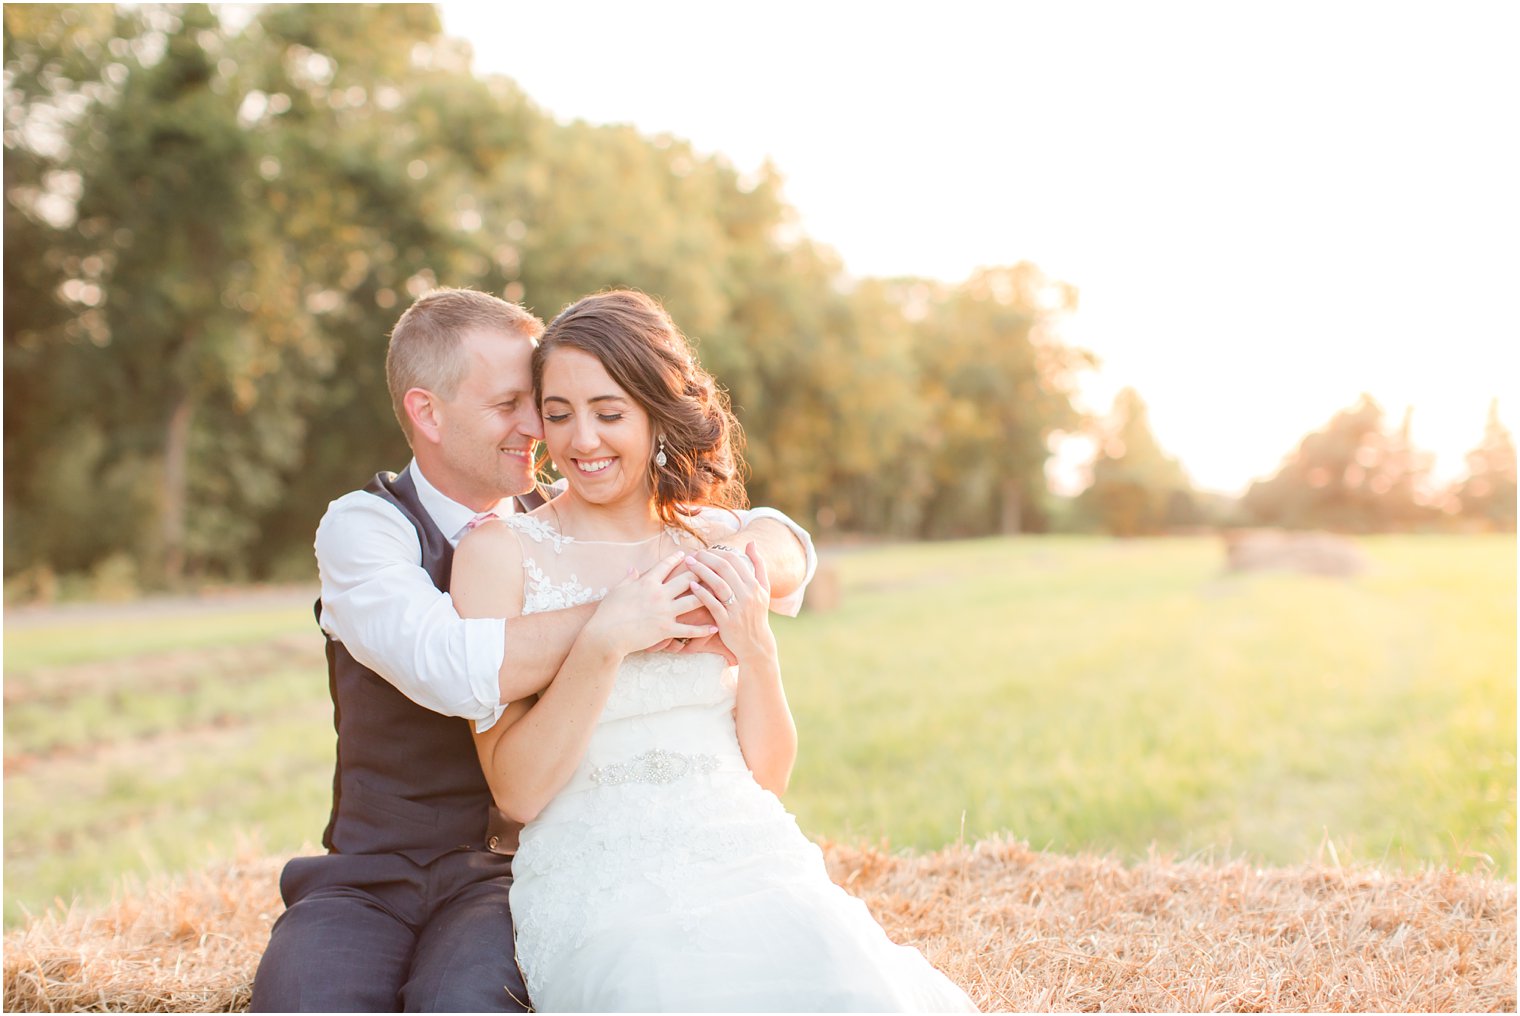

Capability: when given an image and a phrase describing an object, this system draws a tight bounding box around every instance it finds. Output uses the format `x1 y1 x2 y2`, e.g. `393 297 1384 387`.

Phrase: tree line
4 5 1512 596
1076 389 1514 537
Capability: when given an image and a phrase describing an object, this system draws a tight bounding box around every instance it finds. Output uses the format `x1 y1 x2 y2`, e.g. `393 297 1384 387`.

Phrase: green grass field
3 535 1514 926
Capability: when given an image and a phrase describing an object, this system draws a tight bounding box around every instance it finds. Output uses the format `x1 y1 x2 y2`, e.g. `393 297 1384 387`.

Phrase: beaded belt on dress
542 749 748 803
588 748 729 787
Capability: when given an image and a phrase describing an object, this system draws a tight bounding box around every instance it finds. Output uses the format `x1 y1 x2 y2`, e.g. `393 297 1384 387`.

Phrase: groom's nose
521 409 545 440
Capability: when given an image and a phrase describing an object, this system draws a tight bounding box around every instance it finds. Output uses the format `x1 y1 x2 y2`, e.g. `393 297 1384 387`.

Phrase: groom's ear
404 387 444 446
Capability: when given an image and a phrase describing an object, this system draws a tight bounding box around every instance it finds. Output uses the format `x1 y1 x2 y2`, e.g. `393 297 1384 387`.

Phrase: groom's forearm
498 601 599 703
731 518 808 601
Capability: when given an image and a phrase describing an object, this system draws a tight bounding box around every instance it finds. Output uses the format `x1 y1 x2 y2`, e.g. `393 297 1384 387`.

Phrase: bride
453 290 976 1012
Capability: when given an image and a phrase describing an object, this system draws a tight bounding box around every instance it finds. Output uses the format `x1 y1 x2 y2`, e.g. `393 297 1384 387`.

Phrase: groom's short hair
387 288 544 442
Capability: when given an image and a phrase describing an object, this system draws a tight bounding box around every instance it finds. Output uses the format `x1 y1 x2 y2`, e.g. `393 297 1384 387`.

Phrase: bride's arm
454 522 619 823
684 545 797 795
455 526 712 823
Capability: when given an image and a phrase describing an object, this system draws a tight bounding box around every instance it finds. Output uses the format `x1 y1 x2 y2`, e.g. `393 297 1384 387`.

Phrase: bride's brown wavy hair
534 290 749 537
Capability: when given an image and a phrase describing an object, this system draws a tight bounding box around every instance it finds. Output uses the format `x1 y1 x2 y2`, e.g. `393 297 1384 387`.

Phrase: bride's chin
563 485 654 512
561 483 612 506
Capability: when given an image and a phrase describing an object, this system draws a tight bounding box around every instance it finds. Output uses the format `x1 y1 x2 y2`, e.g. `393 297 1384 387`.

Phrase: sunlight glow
437 0 1519 495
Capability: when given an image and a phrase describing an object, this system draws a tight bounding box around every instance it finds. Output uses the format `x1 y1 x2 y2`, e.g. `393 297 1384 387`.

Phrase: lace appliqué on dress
499 514 604 614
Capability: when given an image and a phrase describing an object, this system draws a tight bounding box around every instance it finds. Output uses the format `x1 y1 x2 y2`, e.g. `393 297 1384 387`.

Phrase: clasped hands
651 543 770 665
584 541 775 665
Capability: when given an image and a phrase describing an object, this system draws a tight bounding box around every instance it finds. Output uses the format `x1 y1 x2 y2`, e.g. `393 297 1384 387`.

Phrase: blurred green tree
1243 394 1440 532
238 4 541 574
74 4 310 584
1453 400 1517 530
1378 407 1437 529
4 4 164 585
906 264 1091 537
1078 387 1195 537
802 276 928 536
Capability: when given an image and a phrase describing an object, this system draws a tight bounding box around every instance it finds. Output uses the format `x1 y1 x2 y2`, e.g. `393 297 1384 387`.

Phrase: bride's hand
684 543 776 667
584 550 716 658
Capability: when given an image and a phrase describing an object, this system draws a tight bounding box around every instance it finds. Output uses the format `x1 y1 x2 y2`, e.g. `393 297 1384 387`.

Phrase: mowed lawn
3 534 1513 926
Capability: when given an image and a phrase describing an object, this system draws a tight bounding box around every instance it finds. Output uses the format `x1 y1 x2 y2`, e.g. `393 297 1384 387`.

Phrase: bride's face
539 347 656 508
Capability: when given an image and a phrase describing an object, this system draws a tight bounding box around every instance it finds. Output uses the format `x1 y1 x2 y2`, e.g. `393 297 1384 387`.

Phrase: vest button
488 835 500 850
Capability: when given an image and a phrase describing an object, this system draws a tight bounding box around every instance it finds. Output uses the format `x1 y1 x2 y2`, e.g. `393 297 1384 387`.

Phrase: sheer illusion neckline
552 529 673 546
527 512 685 546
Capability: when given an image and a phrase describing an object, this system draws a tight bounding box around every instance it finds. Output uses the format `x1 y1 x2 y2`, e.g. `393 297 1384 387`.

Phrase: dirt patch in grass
4 839 1513 1012
3 636 315 708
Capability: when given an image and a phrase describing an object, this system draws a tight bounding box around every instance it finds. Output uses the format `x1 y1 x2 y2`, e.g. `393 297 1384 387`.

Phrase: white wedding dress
498 512 976 1013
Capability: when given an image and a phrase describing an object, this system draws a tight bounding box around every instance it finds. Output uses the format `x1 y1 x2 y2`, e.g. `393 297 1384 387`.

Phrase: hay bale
800 558 842 613
4 841 1514 1012
824 840 1516 1012
2 857 279 1013
1223 529 1370 577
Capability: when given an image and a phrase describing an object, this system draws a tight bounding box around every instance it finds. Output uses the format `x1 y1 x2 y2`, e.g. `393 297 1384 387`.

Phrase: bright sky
437 0 1518 494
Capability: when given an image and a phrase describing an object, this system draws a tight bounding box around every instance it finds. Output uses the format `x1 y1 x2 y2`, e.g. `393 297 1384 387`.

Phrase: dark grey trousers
250 849 528 1013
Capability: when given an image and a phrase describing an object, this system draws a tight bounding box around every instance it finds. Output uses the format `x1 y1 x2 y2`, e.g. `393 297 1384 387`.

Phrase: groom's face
429 326 543 506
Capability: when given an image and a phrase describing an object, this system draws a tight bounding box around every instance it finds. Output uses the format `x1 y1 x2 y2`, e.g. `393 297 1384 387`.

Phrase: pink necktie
465 511 498 531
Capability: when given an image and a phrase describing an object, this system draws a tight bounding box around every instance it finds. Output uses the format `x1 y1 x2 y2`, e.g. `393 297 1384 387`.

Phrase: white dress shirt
315 461 818 732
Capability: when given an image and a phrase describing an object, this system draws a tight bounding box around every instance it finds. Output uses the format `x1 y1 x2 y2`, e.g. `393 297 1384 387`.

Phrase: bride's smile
540 347 658 519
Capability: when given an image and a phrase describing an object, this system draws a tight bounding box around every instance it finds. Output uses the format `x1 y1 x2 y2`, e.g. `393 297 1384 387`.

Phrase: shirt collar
407 460 518 546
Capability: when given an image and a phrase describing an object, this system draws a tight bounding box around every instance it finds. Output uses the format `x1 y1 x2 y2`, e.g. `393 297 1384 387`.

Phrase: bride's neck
551 490 664 542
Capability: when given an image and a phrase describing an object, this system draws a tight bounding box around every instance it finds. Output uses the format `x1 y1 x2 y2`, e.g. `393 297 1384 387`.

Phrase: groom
250 288 815 1011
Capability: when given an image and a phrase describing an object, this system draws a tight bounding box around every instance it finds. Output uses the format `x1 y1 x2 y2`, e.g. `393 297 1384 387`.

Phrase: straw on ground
3 838 1513 1013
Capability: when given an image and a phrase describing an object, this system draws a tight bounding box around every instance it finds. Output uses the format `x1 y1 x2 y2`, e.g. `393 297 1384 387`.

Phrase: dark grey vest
318 470 546 862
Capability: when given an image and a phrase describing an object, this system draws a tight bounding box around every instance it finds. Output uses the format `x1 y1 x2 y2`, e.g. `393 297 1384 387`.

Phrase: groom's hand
647 605 738 665
671 606 738 665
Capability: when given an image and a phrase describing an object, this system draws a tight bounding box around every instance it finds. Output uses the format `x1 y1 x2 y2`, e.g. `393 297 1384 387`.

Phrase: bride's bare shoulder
454 516 526 565
451 518 527 617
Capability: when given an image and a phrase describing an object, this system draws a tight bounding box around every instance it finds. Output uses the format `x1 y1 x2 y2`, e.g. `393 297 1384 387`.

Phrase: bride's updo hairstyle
534 290 749 534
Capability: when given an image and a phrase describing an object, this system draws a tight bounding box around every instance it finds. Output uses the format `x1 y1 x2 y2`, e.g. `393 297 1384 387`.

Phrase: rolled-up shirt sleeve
701 506 818 617
315 491 506 729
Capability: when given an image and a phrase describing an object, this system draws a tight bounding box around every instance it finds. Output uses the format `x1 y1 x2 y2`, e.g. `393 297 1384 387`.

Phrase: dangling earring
655 435 668 468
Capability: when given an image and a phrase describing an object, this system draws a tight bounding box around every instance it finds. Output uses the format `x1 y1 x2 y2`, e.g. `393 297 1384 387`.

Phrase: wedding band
674 637 690 647
723 594 736 606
